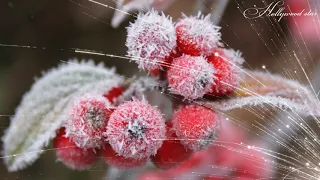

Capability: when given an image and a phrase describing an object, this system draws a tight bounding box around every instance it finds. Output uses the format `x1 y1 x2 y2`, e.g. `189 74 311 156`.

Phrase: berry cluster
53 88 220 170
126 10 244 99
52 10 240 171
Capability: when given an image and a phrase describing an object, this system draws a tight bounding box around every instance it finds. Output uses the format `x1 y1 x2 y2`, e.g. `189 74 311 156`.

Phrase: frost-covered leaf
199 70 320 116
2 60 124 171
111 0 175 28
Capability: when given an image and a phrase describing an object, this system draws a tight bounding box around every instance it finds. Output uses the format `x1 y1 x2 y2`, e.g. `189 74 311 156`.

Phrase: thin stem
194 0 230 25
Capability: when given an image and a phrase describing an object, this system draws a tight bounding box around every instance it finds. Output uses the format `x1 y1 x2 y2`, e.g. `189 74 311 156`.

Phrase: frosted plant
175 12 222 56
2 60 123 171
3 10 320 180
167 54 216 99
111 0 176 28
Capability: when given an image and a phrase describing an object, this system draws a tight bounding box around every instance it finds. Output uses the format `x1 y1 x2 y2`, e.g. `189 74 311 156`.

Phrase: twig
194 0 230 25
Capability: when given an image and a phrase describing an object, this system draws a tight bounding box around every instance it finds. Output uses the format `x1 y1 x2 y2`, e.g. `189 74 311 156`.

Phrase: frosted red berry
172 104 220 151
126 9 176 71
151 121 192 169
103 86 124 104
175 13 221 56
65 94 112 149
167 54 215 99
207 48 244 96
53 128 98 170
102 144 147 168
106 100 166 160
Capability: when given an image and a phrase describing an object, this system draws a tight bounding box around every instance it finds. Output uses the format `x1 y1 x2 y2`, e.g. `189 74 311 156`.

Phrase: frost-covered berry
207 48 244 96
172 104 220 151
53 128 98 170
175 13 221 56
151 121 192 169
126 9 176 71
103 86 124 104
106 100 166 159
65 94 112 149
102 144 147 168
167 54 215 99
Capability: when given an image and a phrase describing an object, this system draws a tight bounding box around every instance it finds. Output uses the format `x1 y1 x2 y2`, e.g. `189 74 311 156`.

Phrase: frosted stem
194 0 229 25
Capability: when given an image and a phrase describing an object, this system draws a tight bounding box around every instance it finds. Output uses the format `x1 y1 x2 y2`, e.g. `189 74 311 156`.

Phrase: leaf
111 0 176 28
2 60 124 171
199 70 320 116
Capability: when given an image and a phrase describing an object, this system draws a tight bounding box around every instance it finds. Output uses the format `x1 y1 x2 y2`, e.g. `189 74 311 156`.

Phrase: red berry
65 94 112 149
53 128 98 170
150 68 161 77
175 13 221 56
207 48 244 96
151 121 192 169
172 104 220 151
102 144 147 168
166 148 213 176
103 86 124 104
139 148 212 179
167 54 215 99
106 100 166 159
126 9 176 71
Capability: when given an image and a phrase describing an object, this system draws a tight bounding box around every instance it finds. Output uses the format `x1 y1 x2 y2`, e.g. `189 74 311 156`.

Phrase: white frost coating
106 100 166 160
111 0 176 28
200 70 320 116
118 76 160 103
168 55 216 99
2 60 123 171
65 93 111 149
126 9 176 70
220 48 244 65
176 12 222 55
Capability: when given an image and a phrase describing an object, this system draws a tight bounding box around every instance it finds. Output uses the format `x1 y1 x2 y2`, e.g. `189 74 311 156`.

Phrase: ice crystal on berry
167 55 215 99
126 9 177 70
175 12 222 56
106 100 166 159
65 94 112 149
